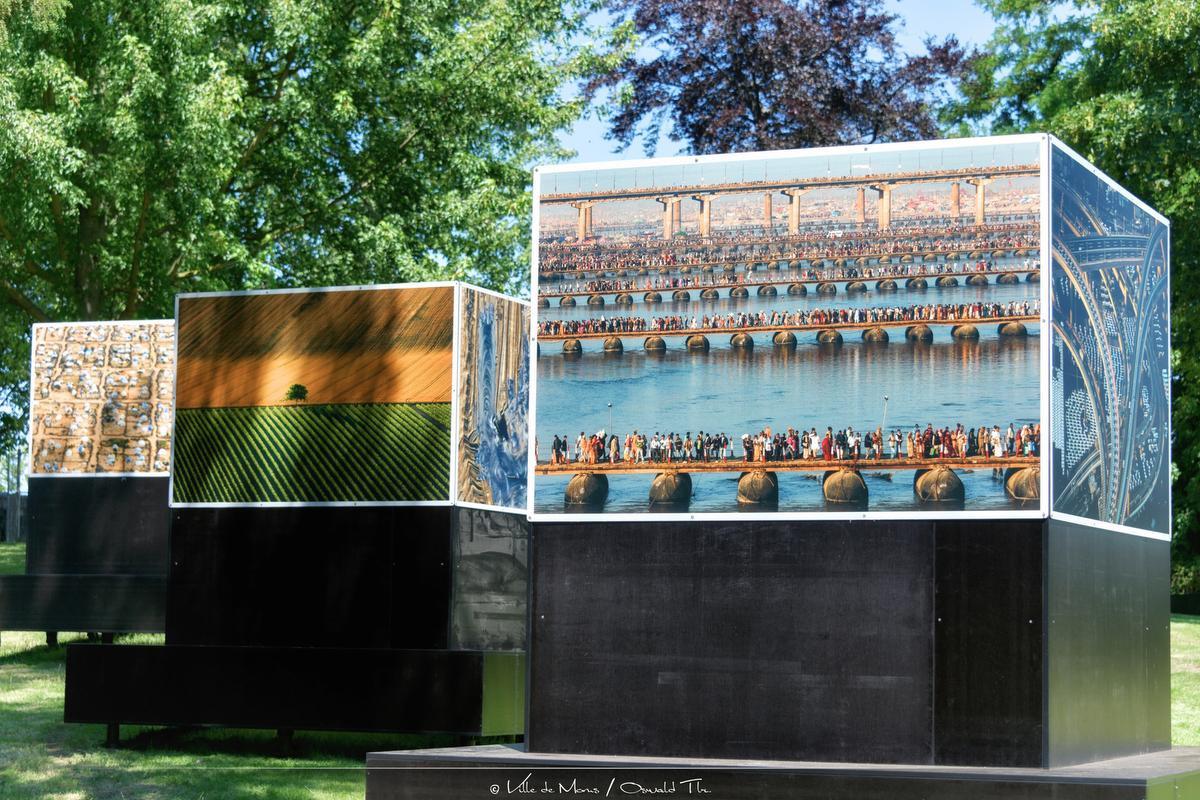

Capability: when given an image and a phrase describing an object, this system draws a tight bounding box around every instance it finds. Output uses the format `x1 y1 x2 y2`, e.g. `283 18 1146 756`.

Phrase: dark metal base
65 643 526 737
0 574 166 632
365 744 1200 800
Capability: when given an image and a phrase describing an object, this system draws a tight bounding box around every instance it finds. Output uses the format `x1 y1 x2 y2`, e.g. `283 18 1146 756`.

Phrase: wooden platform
536 455 1038 476
538 314 1039 342
366 744 1200 800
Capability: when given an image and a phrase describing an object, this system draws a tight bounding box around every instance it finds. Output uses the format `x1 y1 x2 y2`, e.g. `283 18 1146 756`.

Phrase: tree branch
0 278 52 322
123 188 152 319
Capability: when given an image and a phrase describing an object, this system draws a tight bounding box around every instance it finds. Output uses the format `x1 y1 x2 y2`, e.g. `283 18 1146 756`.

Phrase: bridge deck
538 266 1039 299
535 455 1039 476
539 164 1040 204
540 219 1039 255
539 245 1038 278
537 314 1040 341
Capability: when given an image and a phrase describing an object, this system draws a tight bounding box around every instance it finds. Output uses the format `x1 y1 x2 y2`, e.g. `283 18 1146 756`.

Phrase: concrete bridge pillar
951 182 961 220
855 187 866 225
658 197 682 239
823 469 868 506
816 329 843 345
873 184 893 229
649 472 692 509
686 334 710 351
968 178 993 225
693 194 715 237
565 473 608 508
913 467 965 503
763 193 773 233
572 202 594 242
783 189 807 235
737 470 778 506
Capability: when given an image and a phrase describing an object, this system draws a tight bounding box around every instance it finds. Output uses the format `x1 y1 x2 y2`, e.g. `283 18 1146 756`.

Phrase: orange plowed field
176 286 454 409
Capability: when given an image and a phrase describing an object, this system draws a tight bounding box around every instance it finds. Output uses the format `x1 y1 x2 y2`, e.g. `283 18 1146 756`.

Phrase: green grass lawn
0 542 25 575
1173 614 1200 745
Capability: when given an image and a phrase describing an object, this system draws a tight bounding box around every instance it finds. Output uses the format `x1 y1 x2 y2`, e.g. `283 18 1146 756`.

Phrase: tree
944 0 1199 576
285 383 309 403
591 0 969 155
0 0 623 449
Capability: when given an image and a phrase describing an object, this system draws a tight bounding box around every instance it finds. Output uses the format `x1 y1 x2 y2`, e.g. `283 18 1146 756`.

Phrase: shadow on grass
0 542 26 575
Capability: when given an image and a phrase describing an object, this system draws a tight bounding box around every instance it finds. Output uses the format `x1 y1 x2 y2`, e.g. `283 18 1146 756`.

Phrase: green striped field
173 403 450 503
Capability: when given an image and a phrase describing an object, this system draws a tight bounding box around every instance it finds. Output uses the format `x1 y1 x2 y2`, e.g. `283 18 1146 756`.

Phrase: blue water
533 276 1041 514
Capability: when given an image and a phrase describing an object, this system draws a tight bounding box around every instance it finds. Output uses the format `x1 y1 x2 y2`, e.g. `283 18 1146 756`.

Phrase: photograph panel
29 320 175 475
533 140 1045 517
456 288 530 510
1050 144 1171 534
171 285 454 505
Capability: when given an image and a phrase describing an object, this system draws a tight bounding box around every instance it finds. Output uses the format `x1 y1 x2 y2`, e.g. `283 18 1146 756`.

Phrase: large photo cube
171 282 529 511
531 136 1048 520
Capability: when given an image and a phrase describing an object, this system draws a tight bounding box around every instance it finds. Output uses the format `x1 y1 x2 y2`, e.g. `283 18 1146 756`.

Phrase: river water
533 275 1042 514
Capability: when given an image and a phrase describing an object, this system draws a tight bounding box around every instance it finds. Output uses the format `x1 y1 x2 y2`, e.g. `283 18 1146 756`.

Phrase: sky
558 0 998 164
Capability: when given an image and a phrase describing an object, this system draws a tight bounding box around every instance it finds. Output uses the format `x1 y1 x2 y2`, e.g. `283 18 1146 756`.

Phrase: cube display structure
169 282 528 510
66 282 531 738
524 135 1171 767
0 320 176 637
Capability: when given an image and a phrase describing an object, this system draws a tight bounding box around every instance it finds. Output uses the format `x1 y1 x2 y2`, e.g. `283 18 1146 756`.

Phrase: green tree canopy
0 0 622 448
945 0 1199 566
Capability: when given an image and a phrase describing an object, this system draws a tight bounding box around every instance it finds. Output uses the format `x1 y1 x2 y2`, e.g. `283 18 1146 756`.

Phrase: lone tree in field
285 384 309 403
593 0 970 154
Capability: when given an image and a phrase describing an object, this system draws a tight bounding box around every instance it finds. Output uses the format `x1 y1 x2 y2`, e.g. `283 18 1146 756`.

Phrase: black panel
0 574 166 631
1046 517 1171 766
166 506 452 649
932 519 1044 767
529 519 935 764
26 476 169 575
66 644 490 734
450 507 528 651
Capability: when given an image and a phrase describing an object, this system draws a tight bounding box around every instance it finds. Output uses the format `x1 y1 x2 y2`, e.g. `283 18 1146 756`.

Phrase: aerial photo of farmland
172 285 454 504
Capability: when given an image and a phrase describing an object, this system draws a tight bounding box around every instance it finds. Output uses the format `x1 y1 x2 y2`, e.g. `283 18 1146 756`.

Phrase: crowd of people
546 421 1040 466
537 299 1039 337
540 257 1039 297
538 222 1038 275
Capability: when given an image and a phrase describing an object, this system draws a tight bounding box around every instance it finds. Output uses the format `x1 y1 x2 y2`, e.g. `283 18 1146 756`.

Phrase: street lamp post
882 395 889 436
607 402 613 437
